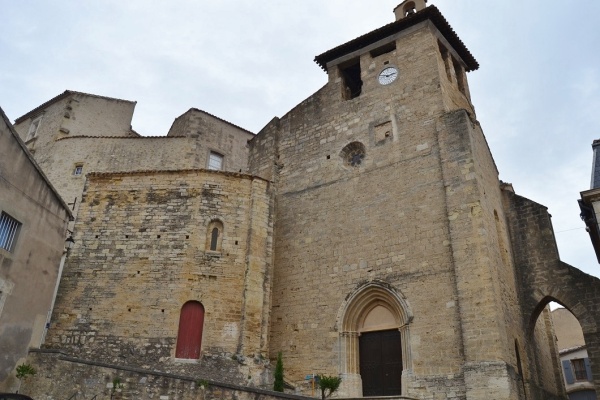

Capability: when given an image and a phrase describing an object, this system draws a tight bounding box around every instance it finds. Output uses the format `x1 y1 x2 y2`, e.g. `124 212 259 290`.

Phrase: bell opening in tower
340 58 362 100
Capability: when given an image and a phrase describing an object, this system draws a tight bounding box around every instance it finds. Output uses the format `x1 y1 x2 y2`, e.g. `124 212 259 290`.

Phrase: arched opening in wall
549 305 596 400
403 2 416 16
437 41 452 81
206 219 224 252
175 301 205 359
529 298 596 400
339 282 412 397
452 57 466 95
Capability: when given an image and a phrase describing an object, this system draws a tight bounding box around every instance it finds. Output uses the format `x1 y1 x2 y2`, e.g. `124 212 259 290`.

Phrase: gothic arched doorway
337 282 412 397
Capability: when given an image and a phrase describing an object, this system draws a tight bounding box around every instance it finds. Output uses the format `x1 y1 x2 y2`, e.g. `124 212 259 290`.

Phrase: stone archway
502 189 600 399
336 281 412 397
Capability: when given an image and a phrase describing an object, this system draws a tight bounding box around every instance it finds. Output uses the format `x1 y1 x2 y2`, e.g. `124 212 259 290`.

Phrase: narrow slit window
73 164 83 176
210 227 219 251
206 220 224 252
0 212 22 252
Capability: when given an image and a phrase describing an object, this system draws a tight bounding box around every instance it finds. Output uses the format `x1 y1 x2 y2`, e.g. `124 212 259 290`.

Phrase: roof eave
314 6 478 73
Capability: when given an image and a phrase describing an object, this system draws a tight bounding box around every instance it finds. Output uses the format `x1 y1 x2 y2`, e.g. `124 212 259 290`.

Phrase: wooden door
359 329 402 396
175 301 205 359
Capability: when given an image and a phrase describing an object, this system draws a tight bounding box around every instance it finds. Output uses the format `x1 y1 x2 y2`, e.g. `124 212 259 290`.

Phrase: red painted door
175 301 205 359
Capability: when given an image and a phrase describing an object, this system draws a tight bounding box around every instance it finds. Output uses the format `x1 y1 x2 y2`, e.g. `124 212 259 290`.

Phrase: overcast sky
1 1 599 279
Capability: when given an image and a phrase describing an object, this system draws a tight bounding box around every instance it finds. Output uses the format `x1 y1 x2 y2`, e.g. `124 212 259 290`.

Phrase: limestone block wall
13 91 137 157
0 108 71 391
24 350 309 400
531 307 564 397
249 19 560 400
44 170 273 385
167 108 254 172
35 136 201 217
502 190 600 399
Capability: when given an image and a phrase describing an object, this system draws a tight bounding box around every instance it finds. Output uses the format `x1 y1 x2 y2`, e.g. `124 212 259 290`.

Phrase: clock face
378 66 399 85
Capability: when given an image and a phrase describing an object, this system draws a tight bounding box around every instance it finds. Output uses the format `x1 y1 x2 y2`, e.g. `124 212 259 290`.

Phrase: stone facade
25 349 308 400
44 170 272 385
3 2 599 400
13 91 253 221
0 107 72 392
246 8 568 399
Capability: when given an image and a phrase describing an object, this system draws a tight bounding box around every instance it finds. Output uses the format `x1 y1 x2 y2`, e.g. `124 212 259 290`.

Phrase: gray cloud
1 0 599 277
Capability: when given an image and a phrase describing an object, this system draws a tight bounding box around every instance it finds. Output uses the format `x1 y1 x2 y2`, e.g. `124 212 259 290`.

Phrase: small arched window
175 301 205 359
206 220 224 252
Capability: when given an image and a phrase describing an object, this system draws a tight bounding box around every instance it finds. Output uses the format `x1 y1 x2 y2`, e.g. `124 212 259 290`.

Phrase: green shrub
273 352 284 392
15 364 36 380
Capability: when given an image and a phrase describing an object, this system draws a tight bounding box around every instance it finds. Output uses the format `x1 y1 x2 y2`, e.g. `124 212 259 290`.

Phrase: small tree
316 375 342 400
273 352 284 392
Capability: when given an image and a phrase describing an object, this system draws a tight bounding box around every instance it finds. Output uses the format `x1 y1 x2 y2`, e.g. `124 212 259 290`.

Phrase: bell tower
248 2 559 399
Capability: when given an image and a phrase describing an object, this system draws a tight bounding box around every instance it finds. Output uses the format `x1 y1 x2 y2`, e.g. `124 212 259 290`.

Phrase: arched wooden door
175 301 205 359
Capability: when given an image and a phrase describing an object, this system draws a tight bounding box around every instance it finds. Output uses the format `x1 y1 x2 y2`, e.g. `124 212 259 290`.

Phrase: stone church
3 1 600 399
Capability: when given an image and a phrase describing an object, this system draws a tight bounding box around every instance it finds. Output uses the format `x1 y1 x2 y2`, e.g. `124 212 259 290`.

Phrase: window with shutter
563 359 575 384
584 357 593 382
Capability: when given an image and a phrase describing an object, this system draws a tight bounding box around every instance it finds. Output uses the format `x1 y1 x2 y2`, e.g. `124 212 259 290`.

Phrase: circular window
340 142 366 168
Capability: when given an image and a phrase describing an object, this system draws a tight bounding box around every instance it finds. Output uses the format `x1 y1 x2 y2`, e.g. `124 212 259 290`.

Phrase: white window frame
26 116 43 141
0 212 22 252
73 164 84 176
208 151 224 171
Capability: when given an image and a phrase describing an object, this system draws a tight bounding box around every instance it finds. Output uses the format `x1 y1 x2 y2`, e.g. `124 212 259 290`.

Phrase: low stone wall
23 349 310 400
